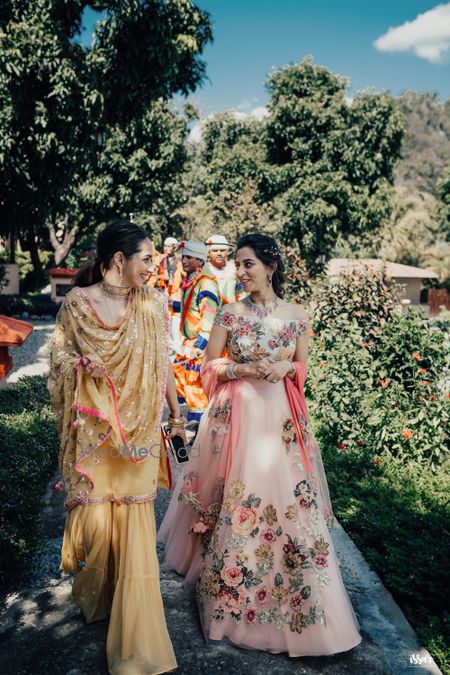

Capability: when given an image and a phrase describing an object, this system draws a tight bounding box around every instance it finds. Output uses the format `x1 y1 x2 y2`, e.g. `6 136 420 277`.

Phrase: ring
271 379 276 383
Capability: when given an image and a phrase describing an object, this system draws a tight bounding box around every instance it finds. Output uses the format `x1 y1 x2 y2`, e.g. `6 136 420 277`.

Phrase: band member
172 240 219 423
205 234 244 306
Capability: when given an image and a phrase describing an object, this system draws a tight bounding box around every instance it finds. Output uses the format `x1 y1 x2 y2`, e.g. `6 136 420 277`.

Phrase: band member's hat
179 240 208 261
205 235 233 249
164 236 178 246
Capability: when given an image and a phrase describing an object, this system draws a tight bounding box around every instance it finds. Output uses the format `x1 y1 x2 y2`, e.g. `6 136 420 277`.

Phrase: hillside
394 91 450 194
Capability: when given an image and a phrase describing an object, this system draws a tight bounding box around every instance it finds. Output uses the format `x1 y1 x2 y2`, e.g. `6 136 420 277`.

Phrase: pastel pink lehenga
159 308 362 656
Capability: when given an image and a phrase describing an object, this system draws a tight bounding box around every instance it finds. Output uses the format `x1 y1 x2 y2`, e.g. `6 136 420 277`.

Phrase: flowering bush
310 263 402 337
303 265 449 669
307 266 449 469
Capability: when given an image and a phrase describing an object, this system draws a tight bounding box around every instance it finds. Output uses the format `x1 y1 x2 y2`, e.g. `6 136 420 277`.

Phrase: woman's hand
264 359 292 384
81 356 106 379
165 425 187 445
238 359 272 379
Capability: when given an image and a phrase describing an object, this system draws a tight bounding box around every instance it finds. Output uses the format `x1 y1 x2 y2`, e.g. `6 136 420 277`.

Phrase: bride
159 232 361 656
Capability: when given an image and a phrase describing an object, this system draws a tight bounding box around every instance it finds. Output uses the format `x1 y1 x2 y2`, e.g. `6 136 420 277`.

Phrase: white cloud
250 106 269 120
374 2 450 63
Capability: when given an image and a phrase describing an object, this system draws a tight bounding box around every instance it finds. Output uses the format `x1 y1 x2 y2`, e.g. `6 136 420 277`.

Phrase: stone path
0 325 442 674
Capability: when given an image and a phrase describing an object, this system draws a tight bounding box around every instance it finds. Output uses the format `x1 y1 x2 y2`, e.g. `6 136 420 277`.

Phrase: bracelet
226 364 240 380
168 419 186 428
168 413 186 427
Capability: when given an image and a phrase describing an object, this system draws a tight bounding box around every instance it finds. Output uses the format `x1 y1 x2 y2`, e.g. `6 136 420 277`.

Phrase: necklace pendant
245 295 279 319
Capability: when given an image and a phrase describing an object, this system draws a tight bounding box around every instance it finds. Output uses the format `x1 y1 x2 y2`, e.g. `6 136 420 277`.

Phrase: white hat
179 240 208 261
206 234 233 249
164 236 178 246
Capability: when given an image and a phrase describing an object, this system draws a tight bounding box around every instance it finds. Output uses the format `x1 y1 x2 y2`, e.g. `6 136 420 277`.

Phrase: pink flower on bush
402 429 413 439
231 506 259 536
254 586 270 605
315 555 328 568
290 594 305 611
245 607 257 624
260 528 277 543
356 439 363 447
337 443 346 452
221 566 244 587
412 353 421 360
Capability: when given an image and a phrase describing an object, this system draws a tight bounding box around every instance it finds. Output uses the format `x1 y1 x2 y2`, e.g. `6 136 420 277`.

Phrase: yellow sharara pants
61 500 177 675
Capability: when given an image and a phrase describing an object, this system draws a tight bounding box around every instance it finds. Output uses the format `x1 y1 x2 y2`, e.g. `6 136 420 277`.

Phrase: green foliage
395 92 450 194
321 449 449 673
437 166 450 240
0 292 59 317
310 263 401 337
0 376 59 590
264 58 404 272
0 0 212 284
302 261 449 668
308 265 448 470
15 249 53 290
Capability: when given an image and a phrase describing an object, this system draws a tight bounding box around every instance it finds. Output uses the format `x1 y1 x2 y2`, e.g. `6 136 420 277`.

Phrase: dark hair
236 232 286 298
72 220 150 287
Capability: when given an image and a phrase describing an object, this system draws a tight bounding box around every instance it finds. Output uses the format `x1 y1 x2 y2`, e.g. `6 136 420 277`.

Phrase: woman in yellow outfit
48 220 185 674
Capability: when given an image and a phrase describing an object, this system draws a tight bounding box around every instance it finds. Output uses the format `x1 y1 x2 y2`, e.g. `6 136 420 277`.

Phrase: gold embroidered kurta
48 285 171 511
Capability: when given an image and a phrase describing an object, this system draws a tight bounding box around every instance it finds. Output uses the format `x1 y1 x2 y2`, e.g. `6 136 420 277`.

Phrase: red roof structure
0 316 34 379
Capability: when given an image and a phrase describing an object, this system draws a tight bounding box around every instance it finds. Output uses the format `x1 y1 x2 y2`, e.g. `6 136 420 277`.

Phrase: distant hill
394 91 450 194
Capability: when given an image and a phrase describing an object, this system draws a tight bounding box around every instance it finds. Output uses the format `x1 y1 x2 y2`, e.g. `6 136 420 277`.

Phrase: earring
267 273 273 287
119 266 124 285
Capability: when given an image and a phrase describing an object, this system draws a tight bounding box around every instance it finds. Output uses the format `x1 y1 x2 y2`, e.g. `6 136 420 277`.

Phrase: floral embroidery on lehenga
208 398 232 436
281 415 297 453
196 481 330 632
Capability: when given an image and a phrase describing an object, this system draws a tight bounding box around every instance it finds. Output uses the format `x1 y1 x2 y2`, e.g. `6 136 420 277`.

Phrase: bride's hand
264 360 291 384
254 358 272 379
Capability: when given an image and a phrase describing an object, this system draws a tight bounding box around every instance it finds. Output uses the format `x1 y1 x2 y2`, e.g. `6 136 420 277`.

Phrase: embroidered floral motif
261 504 278 526
208 398 232 436
281 415 297 453
214 312 301 364
222 479 245 511
294 479 317 510
195 484 330 634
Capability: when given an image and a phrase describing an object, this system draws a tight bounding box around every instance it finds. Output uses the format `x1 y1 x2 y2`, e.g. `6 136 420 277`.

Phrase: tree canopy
0 0 212 285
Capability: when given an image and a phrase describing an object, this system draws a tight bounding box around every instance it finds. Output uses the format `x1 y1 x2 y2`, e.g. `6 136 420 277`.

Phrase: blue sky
82 1 450 117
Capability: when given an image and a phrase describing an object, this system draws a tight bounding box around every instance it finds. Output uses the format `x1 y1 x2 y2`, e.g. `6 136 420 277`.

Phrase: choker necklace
245 294 279 319
101 279 131 299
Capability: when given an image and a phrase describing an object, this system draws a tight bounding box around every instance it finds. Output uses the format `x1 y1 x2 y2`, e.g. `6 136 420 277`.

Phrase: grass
0 376 59 591
318 438 450 674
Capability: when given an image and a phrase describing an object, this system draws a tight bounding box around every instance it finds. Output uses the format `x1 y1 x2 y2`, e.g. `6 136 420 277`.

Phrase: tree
0 0 212 286
263 58 405 273
437 166 450 240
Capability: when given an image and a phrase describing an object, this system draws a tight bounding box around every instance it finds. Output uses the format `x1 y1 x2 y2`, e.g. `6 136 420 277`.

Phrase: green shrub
319 446 450 673
0 377 59 590
305 264 450 669
0 292 59 317
308 308 448 469
310 263 402 336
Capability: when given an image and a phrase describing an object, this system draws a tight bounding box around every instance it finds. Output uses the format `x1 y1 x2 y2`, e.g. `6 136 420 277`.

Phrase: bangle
168 413 186 427
226 364 239 380
288 361 296 375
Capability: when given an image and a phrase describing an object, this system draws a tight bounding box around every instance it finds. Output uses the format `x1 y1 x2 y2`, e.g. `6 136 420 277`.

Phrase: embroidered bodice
214 309 308 363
